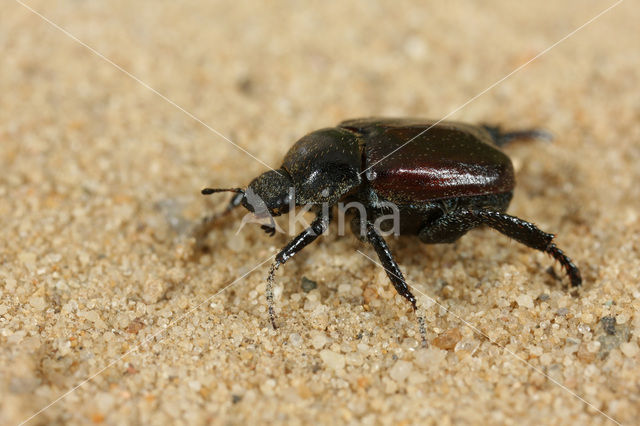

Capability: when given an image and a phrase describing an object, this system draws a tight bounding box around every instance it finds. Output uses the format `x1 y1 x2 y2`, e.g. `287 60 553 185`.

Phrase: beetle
199 118 582 332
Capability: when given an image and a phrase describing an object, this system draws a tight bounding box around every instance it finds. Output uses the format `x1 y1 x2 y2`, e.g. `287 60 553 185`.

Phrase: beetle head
202 169 293 218
243 169 293 217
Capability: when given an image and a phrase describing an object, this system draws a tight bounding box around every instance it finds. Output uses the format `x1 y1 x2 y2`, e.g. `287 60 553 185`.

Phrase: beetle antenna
201 187 245 195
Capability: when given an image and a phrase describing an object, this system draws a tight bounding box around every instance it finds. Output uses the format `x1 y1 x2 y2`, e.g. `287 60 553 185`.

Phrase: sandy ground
1 1 639 425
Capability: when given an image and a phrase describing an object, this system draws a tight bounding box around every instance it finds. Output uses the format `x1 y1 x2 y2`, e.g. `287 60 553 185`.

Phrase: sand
1 1 639 424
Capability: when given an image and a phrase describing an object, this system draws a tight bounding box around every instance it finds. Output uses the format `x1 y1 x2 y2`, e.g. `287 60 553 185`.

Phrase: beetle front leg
193 192 245 246
267 210 331 328
365 221 427 346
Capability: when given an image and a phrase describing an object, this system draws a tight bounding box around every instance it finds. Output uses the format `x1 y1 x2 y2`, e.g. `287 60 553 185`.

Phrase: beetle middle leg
418 209 582 287
266 210 331 328
365 221 427 346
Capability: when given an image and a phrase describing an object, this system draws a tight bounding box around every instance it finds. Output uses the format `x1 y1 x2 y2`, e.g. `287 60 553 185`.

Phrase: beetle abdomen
341 118 515 203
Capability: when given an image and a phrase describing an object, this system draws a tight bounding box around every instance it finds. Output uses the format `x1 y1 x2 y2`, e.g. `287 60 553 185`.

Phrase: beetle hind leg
481 124 553 147
471 210 581 287
419 209 582 287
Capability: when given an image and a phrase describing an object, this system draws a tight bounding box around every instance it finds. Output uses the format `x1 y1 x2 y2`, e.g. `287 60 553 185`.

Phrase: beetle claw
261 224 276 237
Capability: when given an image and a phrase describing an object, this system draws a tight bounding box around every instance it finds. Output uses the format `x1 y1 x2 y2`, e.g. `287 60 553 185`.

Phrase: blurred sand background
1 0 639 424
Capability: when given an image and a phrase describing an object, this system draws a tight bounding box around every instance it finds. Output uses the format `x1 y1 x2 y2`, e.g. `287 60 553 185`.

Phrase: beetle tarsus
261 224 276 237
267 261 281 329
417 314 428 347
546 243 582 287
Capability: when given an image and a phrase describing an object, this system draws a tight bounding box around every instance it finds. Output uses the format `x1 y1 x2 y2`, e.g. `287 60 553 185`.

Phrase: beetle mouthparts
201 187 245 195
